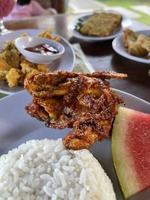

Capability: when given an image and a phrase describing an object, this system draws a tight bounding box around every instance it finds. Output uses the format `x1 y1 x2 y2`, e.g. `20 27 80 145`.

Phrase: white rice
0 139 116 200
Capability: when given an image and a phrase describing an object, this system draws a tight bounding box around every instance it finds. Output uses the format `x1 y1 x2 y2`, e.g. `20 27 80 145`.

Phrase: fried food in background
79 12 122 37
1 42 20 68
38 29 60 42
0 30 59 87
0 42 48 87
137 34 150 52
25 71 127 150
123 29 150 57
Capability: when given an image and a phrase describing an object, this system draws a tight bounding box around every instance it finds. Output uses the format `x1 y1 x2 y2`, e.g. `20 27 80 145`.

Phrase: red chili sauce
25 44 59 55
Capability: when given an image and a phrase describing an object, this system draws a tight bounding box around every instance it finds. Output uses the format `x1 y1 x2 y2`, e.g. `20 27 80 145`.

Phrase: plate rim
112 29 150 64
113 88 150 106
1 87 149 106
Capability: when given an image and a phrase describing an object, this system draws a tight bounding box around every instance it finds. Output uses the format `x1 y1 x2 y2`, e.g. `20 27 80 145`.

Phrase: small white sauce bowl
15 36 65 64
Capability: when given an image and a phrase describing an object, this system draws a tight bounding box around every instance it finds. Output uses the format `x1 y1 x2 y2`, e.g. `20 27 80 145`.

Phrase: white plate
0 29 75 94
112 30 150 64
0 89 149 200
70 12 126 42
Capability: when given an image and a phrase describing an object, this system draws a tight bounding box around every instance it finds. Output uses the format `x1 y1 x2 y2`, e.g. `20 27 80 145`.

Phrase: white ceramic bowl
15 36 65 64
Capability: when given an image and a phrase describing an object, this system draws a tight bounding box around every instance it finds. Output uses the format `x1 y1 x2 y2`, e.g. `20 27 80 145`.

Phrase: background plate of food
70 10 125 42
0 71 150 199
0 29 75 94
112 29 150 64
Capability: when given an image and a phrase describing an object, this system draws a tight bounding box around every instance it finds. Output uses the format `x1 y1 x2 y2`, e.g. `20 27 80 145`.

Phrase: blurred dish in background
123 29 150 58
112 29 150 64
0 29 75 94
77 12 122 37
70 11 124 42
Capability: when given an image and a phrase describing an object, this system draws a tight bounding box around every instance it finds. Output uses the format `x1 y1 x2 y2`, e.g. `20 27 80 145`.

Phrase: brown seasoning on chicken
25 71 127 150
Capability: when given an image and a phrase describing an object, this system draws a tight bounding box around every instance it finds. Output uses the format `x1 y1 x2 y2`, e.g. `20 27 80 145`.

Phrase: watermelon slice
112 106 150 199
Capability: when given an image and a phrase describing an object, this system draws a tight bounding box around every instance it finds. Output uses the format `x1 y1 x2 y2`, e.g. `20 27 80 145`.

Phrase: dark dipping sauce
25 43 59 55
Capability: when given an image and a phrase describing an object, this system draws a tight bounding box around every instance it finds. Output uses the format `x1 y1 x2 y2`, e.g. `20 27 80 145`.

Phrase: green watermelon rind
112 107 140 199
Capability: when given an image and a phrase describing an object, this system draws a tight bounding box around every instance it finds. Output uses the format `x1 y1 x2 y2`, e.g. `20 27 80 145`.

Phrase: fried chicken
25 71 127 150
123 29 150 57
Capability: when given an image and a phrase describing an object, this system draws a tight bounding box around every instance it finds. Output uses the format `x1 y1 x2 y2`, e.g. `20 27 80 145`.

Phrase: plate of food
70 11 123 42
0 29 75 94
112 29 150 64
0 71 150 200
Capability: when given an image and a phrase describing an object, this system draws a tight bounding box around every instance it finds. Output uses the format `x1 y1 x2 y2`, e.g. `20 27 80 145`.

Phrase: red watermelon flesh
112 107 150 199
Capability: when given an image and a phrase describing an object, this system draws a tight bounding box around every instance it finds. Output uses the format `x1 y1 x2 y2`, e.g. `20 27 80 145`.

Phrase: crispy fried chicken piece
25 71 127 150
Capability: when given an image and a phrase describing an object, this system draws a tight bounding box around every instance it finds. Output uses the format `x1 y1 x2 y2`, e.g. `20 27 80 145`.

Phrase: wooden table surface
4 13 150 102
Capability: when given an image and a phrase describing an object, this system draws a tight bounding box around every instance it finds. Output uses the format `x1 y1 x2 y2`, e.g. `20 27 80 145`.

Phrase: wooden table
4 13 150 102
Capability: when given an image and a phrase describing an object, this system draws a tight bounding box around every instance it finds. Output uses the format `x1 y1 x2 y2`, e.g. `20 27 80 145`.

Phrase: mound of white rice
0 139 116 200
